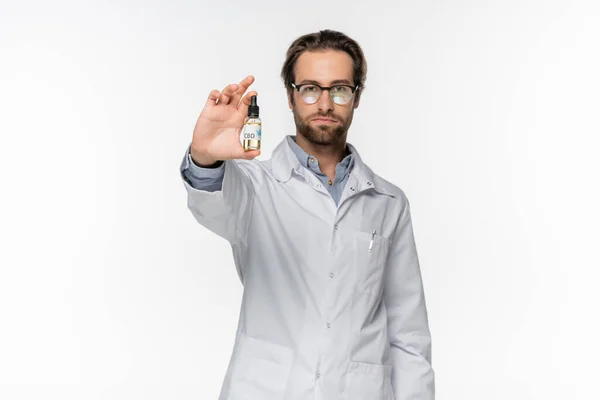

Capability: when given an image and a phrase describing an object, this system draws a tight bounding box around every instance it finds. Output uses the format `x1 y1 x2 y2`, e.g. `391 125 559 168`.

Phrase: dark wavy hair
280 29 368 101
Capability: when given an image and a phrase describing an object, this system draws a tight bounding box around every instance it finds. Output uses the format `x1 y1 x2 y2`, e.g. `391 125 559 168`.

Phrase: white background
1 0 599 399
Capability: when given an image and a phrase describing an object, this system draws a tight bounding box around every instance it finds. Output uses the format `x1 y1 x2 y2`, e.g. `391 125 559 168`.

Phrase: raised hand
190 75 260 166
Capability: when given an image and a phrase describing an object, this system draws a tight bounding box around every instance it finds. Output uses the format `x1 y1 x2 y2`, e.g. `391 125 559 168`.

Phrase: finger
205 89 221 106
220 83 239 105
231 75 255 106
237 90 258 116
241 149 261 160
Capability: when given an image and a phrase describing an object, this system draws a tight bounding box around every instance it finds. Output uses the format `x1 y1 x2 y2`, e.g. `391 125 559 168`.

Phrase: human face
288 50 361 146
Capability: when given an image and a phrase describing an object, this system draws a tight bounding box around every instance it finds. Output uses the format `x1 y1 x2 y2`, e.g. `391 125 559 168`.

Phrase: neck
295 133 349 180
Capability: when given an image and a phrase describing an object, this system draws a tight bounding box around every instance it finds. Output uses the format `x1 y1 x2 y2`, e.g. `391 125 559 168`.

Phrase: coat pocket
353 230 391 297
343 361 395 400
227 331 294 400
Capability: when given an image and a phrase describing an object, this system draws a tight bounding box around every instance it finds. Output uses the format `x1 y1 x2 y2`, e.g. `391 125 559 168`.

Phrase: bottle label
241 123 261 142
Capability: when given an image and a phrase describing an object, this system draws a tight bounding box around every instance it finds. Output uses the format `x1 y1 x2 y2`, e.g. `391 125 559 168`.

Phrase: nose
316 89 334 112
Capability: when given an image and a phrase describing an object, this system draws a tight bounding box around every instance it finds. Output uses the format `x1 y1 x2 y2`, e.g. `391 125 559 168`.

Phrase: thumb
241 149 261 160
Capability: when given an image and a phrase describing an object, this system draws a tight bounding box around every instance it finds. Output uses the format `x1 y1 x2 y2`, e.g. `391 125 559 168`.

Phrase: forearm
179 144 254 245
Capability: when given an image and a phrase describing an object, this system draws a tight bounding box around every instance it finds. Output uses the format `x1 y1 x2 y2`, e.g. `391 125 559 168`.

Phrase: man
179 29 435 400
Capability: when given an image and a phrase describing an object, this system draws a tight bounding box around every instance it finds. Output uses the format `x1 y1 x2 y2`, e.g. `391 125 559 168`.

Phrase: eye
333 86 351 94
302 85 319 92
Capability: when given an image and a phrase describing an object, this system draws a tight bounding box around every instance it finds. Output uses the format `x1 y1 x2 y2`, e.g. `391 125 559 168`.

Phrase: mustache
309 112 341 121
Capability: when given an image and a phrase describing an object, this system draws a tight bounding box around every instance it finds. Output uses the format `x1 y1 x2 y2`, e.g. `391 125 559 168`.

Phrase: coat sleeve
181 149 225 193
383 194 435 400
179 145 255 247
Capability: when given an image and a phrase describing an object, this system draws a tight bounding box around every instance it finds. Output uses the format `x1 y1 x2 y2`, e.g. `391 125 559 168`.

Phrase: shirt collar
286 135 354 177
271 135 394 197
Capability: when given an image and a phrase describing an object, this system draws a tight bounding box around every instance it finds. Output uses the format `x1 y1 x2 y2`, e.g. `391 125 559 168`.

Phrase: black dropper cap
248 95 259 117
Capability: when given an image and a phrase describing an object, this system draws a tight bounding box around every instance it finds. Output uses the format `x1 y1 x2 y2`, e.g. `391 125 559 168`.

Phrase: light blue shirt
181 135 354 205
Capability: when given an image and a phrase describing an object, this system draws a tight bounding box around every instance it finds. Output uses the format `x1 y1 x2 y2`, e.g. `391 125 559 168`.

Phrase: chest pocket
352 230 391 298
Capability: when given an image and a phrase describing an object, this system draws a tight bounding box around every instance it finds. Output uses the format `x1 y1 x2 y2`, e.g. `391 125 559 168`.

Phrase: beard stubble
293 109 352 146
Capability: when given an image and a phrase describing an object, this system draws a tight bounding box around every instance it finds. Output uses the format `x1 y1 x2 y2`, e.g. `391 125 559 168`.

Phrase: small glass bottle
242 95 261 151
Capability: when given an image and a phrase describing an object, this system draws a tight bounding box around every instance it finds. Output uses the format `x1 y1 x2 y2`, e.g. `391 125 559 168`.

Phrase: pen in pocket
368 230 377 252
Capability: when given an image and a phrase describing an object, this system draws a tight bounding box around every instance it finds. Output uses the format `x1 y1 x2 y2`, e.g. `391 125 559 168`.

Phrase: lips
312 117 337 123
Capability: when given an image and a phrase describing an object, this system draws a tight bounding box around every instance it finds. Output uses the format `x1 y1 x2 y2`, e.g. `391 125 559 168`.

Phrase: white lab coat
181 136 435 400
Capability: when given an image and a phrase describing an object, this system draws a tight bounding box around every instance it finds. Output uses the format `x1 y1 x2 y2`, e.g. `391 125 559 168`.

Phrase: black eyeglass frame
289 82 360 104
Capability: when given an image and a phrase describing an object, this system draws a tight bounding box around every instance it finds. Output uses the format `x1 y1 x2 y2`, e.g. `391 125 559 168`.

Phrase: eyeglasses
290 82 358 105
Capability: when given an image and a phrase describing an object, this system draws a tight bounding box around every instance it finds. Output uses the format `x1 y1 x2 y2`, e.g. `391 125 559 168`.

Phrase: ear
353 90 362 109
287 89 294 110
